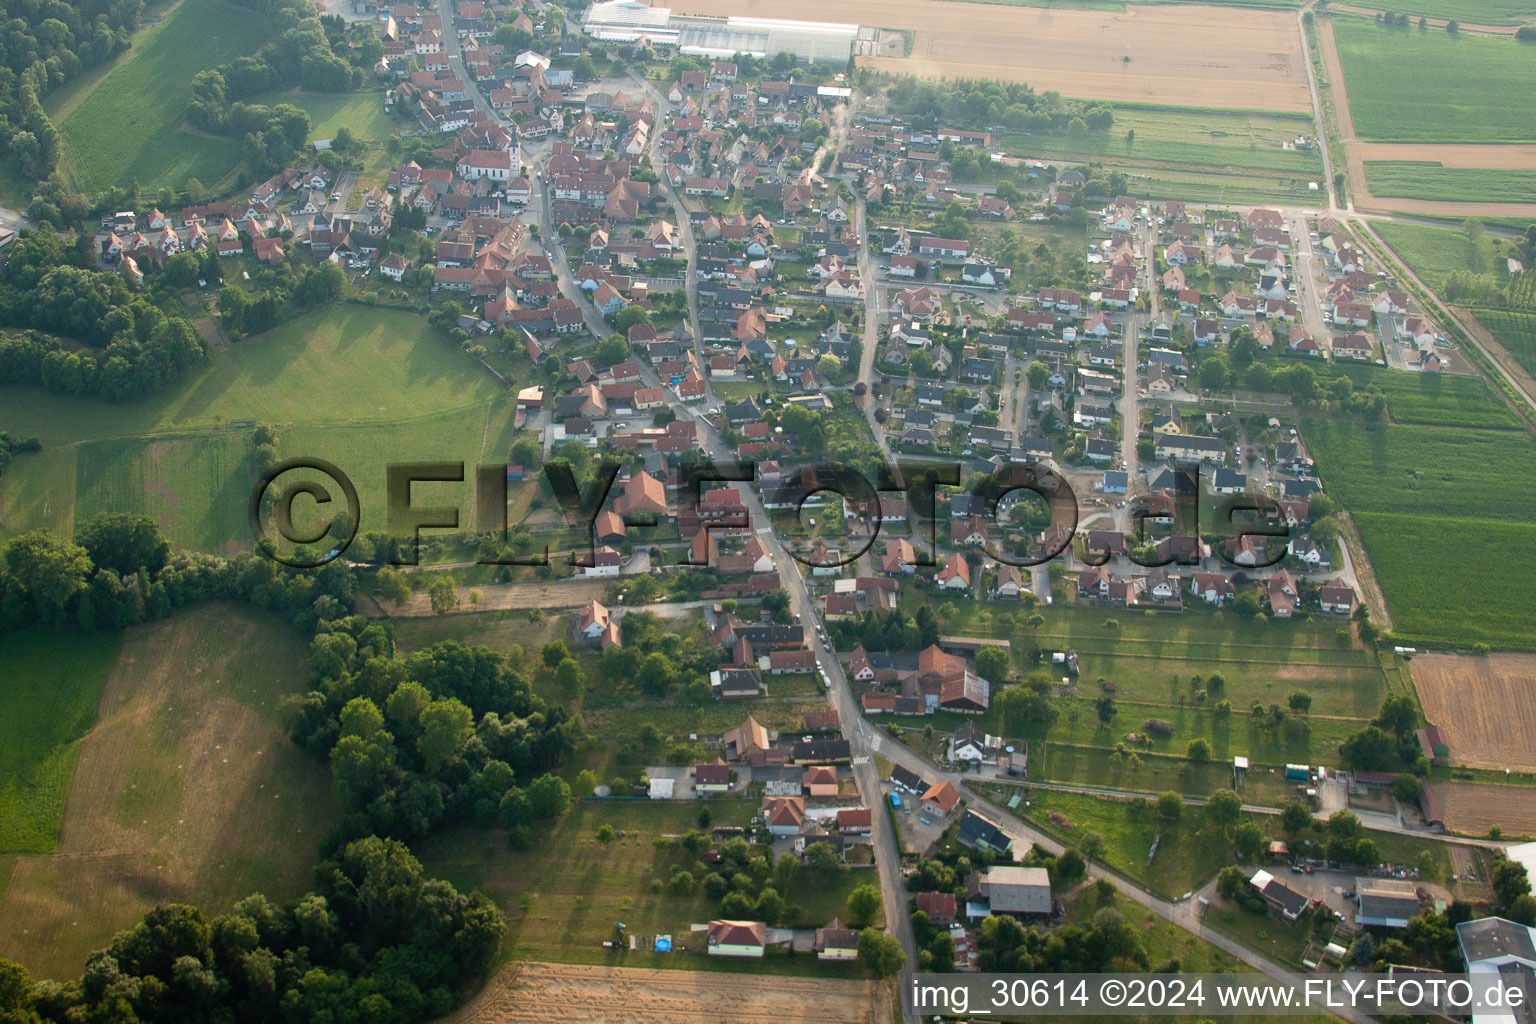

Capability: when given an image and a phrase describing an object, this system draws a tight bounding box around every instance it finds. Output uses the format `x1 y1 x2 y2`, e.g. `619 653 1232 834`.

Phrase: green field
0 632 122 853
1312 361 1523 428
1373 219 1507 288
0 305 519 552
1477 309 1536 380
1000 105 1324 205
418 800 878 972
1332 20 1536 143
1305 417 1536 647
57 0 272 191
1365 161 1536 204
0 604 336 979
1345 0 1536 23
253 88 396 184
890 597 1392 787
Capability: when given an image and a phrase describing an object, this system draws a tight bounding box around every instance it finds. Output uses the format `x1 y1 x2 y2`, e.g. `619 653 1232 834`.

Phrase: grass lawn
1002 106 1321 175
253 87 397 185
0 305 519 552
1202 896 1319 968
1373 220 1509 290
1364 162 1536 205
1063 885 1242 973
417 800 877 974
1332 20 1536 143
0 603 336 980
0 631 123 853
898 595 1396 784
57 0 271 192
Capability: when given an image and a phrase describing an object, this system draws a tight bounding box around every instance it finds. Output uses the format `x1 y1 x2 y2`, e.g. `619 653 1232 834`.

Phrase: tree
428 576 459 615
1234 821 1265 860
1374 693 1418 738
1392 774 1424 802
1280 800 1313 835
596 824 615 842
418 698 474 770
1340 725 1398 770
542 639 571 667
1056 848 1086 883
4 530 93 616
528 774 571 819
1026 360 1050 390
1081 832 1106 861
75 512 170 575
1216 865 1248 900
1204 788 1241 829
1094 695 1117 725
846 884 882 927
1156 791 1183 822
1186 738 1211 761
857 928 905 977
1288 690 1312 714
1493 855 1534 906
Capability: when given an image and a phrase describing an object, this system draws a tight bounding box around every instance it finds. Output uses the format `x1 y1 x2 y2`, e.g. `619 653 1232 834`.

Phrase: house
1268 568 1297 618
763 796 805 836
695 761 732 793
917 236 969 261
577 599 611 640
956 809 1012 854
1153 433 1226 462
803 765 839 797
722 716 771 761
916 891 957 925
1354 878 1420 929
816 919 859 960
1288 536 1330 569
1190 572 1235 605
982 865 1052 915
936 551 971 591
920 780 960 817
708 920 767 957
1318 582 1355 615
1248 869 1311 921
890 764 925 793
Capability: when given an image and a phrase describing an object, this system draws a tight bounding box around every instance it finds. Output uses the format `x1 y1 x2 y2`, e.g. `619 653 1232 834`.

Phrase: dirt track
440 961 893 1024
1318 17 1536 217
684 0 1311 111
1414 652 1536 773
368 578 613 616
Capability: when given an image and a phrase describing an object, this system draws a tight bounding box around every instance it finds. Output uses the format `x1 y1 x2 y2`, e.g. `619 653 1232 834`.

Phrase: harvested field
1353 143 1536 169
683 0 1311 111
440 961 892 1024
0 604 334 979
1431 781 1536 839
1413 653 1536 772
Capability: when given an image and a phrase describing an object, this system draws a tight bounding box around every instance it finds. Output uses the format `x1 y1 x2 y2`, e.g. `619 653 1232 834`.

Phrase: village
34 0 1536 1018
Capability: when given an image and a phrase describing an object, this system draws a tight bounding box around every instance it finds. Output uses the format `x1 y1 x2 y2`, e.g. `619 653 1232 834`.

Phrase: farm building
583 0 857 62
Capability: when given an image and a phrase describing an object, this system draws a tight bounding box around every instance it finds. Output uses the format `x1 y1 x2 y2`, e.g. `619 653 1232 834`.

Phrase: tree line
0 835 504 1024
0 229 207 401
186 0 381 174
0 0 144 181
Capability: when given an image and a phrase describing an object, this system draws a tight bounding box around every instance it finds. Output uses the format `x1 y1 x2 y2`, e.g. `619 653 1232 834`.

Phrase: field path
1319 15 1536 216
1336 512 1393 631
439 961 892 1024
